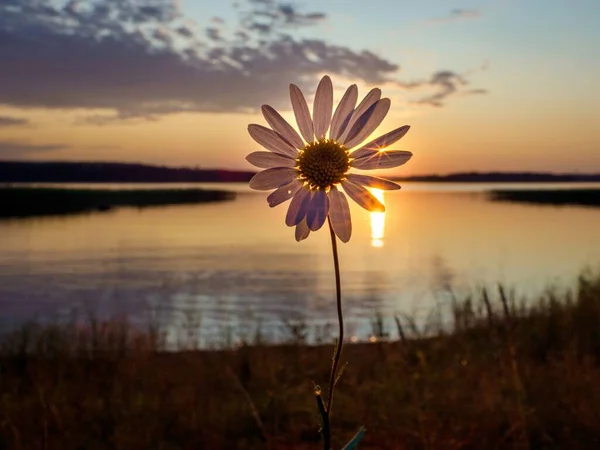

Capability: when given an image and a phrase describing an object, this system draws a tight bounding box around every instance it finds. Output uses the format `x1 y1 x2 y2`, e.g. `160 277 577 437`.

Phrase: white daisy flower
246 75 413 243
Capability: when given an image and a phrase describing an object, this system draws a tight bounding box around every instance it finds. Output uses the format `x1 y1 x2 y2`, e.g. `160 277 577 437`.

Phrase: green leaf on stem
341 426 366 450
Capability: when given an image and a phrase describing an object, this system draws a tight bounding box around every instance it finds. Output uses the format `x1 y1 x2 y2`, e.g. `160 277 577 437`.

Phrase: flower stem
326 216 344 421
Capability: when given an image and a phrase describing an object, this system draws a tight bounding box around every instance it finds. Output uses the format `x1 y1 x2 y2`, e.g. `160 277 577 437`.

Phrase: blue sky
0 0 598 174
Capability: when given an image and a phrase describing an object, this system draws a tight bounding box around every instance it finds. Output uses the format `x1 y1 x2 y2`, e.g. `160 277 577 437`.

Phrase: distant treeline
0 161 255 183
490 189 600 207
393 171 600 183
1 161 600 184
0 187 235 218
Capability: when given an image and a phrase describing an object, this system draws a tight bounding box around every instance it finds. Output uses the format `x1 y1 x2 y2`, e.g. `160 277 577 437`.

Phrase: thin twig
225 365 269 444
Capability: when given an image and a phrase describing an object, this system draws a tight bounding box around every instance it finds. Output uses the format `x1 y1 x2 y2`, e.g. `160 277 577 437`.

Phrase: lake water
1 182 600 346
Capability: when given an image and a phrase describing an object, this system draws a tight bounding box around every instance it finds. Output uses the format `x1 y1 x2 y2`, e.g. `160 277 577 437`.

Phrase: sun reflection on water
369 188 385 247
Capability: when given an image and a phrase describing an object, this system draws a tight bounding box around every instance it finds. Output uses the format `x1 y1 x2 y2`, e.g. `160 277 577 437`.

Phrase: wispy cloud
0 0 485 122
427 8 482 24
0 141 67 158
410 71 488 107
0 116 30 127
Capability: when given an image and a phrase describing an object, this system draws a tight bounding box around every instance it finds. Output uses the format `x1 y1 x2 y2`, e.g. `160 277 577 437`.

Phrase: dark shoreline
3 186 600 220
0 187 235 219
490 188 600 207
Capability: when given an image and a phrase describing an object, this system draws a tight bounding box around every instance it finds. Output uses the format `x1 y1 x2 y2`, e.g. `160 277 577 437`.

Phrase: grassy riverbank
1 272 600 449
0 187 236 218
490 188 600 207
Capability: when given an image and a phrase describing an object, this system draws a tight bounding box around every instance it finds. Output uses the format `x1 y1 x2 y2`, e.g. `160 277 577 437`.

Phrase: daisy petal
306 189 330 231
346 173 401 190
328 186 352 243
261 105 305 149
248 124 297 158
285 187 312 226
343 98 391 149
351 125 411 159
342 180 385 212
339 88 381 144
351 150 413 170
267 179 303 207
313 76 333 139
295 218 311 242
290 84 314 142
246 151 296 169
249 167 298 191
330 84 358 140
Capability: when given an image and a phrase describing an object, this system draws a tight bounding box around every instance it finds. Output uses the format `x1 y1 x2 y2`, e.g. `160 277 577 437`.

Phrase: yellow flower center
296 139 350 190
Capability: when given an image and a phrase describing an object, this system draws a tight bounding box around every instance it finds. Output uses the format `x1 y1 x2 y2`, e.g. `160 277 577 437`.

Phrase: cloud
0 0 485 121
428 8 482 23
410 71 487 107
0 116 30 127
0 141 67 158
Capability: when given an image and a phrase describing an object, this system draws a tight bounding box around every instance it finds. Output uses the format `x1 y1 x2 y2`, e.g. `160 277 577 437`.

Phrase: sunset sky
1 0 599 175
